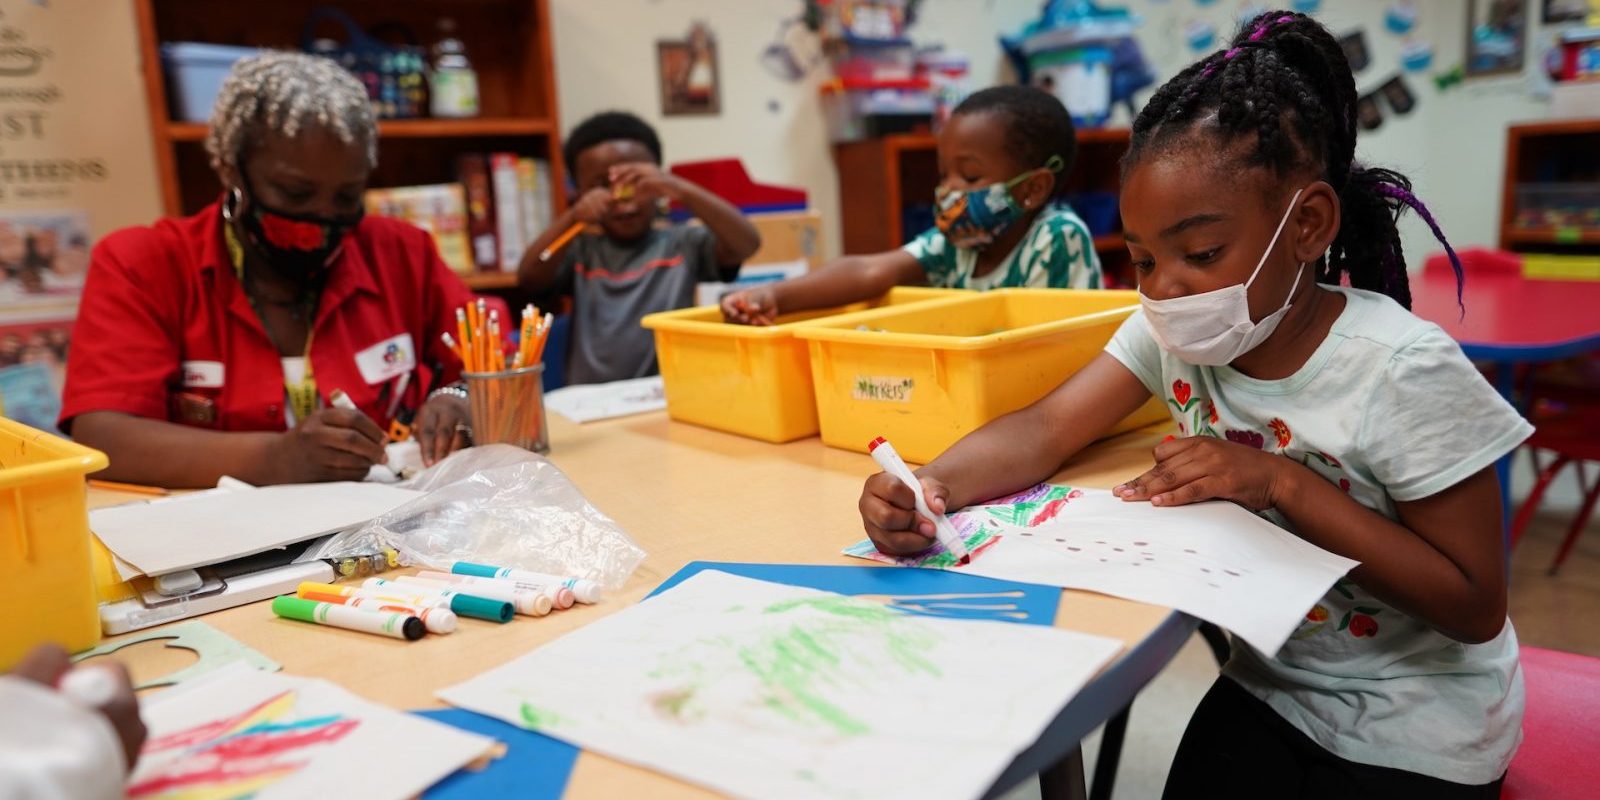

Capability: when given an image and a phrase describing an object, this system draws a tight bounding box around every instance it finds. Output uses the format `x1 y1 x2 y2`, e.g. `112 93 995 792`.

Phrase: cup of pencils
444 300 554 454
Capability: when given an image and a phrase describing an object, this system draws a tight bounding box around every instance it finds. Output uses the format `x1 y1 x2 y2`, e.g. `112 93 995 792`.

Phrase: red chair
1511 404 1600 575
1502 646 1600 799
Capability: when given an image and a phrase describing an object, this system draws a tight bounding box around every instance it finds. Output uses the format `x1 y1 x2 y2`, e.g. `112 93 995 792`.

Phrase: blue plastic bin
161 42 262 122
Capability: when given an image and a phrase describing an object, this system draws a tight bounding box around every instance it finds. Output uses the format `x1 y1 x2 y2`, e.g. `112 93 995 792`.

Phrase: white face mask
1139 188 1306 366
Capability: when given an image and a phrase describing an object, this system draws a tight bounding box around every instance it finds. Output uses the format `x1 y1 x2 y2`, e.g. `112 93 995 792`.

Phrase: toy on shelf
1000 0 1155 129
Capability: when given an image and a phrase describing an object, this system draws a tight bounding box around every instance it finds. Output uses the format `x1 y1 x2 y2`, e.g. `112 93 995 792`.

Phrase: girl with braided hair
858 12 1525 796
63 53 476 487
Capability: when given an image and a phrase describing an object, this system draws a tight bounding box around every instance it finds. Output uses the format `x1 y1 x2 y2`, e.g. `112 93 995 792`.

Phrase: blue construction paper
413 708 579 800
648 561 1061 626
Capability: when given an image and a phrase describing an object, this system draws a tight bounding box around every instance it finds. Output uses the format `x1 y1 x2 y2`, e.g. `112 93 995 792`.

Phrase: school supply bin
641 287 956 443
1524 253 1600 280
0 418 108 669
161 42 262 122
793 288 1167 464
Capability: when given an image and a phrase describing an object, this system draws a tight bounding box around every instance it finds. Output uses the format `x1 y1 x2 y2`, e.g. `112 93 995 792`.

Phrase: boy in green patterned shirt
722 86 1101 325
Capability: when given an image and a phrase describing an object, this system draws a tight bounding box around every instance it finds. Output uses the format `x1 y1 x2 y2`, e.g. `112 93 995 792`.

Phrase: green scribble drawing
520 701 564 730
642 595 946 739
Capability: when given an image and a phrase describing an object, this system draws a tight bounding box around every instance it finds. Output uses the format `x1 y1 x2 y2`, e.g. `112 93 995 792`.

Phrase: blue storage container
161 42 262 122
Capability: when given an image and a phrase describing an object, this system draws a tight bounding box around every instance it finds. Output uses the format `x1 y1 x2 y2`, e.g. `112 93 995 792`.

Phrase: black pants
1163 677 1505 800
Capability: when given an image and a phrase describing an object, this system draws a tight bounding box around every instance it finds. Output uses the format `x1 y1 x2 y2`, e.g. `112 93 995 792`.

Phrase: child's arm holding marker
859 354 1152 555
722 249 926 326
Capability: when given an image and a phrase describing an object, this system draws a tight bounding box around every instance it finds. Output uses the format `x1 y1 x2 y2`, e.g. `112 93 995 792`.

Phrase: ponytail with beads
1122 11 1463 310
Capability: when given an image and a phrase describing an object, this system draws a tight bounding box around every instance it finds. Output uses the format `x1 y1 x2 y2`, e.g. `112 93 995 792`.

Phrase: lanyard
225 221 320 423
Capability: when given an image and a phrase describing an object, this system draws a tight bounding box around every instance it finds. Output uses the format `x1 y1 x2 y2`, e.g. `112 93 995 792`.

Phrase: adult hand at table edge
414 393 471 467
860 471 947 556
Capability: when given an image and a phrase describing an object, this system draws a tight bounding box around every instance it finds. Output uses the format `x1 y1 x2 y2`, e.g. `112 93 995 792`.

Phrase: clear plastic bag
317 444 646 590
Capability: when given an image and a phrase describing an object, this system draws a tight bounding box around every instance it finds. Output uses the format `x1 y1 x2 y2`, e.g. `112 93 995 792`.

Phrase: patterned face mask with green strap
932 154 1063 250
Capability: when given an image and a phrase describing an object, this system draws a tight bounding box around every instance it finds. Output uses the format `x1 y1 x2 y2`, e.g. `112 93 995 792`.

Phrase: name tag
354 333 417 384
181 361 225 388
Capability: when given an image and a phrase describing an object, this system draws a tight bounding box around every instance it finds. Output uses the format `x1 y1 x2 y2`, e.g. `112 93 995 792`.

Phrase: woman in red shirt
63 53 474 487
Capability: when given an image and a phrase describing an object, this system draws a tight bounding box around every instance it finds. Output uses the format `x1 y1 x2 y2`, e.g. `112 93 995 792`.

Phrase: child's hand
1113 436 1287 510
608 162 681 202
859 471 950 556
720 286 779 325
571 186 612 225
13 644 147 771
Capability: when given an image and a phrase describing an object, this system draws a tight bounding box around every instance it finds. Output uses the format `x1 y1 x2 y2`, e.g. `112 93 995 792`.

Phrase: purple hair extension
1198 14 1297 81
1376 182 1465 312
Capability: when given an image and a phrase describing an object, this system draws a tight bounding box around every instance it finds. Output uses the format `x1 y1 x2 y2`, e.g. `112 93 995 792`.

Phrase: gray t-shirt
1105 286 1532 785
555 224 732 386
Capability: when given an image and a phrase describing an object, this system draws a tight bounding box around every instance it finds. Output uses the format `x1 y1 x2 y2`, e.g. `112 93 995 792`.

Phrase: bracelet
427 384 468 403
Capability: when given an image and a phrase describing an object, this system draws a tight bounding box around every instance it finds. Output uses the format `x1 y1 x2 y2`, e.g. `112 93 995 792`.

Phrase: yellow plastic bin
641 287 957 442
794 288 1168 464
0 418 108 669
1524 254 1600 281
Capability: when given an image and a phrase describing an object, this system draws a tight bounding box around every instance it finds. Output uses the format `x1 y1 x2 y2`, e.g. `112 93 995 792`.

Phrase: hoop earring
221 185 243 223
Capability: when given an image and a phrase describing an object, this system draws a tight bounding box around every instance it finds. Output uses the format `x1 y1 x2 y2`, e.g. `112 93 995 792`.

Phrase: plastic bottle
430 18 480 118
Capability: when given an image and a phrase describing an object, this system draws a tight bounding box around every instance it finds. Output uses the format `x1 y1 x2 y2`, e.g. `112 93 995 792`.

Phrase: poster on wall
1466 0 1528 77
1542 0 1591 24
658 22 721 116
0 0 160 429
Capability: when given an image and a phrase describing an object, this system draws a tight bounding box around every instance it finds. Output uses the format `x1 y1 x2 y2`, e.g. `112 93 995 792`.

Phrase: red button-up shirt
61 201 473 433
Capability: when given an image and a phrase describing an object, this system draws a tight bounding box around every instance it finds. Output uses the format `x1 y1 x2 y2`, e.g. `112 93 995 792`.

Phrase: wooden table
88 413 1187 800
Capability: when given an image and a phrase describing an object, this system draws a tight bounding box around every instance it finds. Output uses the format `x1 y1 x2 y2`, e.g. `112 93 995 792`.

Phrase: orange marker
87 479 168 496
298 590 458 634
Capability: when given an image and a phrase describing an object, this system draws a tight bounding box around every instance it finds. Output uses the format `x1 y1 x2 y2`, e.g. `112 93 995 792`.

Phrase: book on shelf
456 154 500 272
489 153 525 272
363 183 474 275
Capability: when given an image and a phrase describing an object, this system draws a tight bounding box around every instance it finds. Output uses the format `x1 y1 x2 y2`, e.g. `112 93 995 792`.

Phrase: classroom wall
551 0 1571 265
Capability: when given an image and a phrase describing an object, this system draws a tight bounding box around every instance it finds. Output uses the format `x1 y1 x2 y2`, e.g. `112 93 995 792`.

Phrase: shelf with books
166 118 556 143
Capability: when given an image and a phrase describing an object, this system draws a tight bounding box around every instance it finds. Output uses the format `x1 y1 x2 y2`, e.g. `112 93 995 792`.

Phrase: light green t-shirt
1105 286 1532 785
901 203 1102 290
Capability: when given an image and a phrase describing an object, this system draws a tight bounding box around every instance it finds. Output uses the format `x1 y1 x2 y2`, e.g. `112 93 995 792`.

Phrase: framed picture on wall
657 23 720 116
1542 0 1590 24
1466 0 1528 77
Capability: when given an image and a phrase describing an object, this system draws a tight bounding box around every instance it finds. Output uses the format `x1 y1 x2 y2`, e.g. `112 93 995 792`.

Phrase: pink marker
868 437 969 564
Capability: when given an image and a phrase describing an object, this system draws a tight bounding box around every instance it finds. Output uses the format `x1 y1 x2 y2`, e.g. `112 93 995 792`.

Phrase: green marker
271 595 425 641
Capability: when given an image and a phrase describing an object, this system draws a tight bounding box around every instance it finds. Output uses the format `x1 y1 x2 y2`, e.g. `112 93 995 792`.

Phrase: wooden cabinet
1500 119 1600 253
131 0 564 291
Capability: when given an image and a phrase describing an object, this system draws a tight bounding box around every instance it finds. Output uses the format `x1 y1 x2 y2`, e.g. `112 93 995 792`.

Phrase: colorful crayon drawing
839 513 1003 569
960 484 1085 528
128 690 358 799
439 571 1123 800
127 665 494 800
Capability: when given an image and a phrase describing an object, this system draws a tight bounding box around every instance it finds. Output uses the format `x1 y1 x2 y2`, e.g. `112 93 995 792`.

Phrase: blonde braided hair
204 51 377 174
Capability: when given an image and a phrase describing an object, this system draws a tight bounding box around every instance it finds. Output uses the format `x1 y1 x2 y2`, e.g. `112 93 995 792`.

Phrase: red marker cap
867 437 886 452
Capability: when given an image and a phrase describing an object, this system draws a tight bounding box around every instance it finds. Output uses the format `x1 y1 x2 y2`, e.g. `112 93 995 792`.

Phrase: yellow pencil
87 479 168 496
456 308 472 373
539 221 585 263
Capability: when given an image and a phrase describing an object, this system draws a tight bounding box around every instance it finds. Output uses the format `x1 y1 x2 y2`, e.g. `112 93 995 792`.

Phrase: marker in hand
867 437 970 565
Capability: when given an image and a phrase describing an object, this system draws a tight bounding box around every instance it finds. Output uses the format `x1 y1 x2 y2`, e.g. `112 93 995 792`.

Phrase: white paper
439 571 1122 800
92 483 422 578
878 486 1359 656
365 440 423 483
543 375 666 423
128 664 491 800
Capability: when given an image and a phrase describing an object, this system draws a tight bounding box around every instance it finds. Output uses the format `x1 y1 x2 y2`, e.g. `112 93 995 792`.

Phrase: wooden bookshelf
1498 119 1600 255
833 129 1135 286
132 0 565 294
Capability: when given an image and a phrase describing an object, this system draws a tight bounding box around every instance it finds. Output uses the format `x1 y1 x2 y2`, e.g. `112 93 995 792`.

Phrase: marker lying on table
449 561 603 604
299 589 458 634
390 575 553 617
415 570 576 610
298 581 513 624
363 577 546 618
272 595 425 641
867 436 970 565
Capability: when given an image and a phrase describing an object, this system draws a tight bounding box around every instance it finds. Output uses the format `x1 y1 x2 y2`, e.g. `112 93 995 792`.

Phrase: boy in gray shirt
518 111 759 385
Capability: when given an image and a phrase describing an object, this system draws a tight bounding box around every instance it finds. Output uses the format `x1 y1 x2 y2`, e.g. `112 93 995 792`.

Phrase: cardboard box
748 210 824 269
